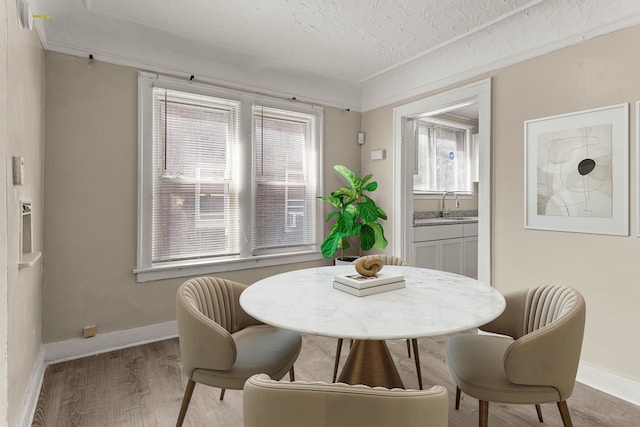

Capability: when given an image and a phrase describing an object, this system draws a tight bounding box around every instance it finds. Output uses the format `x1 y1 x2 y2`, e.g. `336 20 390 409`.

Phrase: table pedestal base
337 340 404 389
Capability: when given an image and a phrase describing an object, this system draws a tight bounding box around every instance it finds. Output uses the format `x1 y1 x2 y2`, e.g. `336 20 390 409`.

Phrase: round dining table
240 265 505 389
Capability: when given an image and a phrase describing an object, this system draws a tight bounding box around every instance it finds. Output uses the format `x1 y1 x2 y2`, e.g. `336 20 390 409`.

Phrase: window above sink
411 117 476 197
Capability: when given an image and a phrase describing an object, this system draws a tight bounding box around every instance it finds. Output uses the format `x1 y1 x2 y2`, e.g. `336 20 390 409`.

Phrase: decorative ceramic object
355 257 383 277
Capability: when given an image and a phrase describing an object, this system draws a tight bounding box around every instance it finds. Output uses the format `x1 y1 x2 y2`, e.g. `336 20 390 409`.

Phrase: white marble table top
240 265 505 340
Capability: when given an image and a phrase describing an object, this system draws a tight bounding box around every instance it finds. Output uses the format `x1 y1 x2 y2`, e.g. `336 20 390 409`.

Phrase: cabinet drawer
413 224 463 242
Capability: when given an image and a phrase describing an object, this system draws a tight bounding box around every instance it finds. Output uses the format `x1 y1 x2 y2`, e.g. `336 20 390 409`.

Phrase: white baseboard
44 320 178 364
17 346 45 427
577 363 640 407
18 322 177 426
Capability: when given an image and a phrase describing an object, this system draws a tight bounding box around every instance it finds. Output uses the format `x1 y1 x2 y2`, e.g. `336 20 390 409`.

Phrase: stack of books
333 272 405 297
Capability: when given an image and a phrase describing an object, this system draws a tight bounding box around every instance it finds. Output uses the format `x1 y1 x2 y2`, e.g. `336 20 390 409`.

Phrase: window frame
412 117 474 199
135 73 324 282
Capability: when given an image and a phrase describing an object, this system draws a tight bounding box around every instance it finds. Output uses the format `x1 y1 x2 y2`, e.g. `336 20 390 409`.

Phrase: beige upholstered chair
243 373 449 427
447 285 586 427
332 255 422 387
175 277 302 427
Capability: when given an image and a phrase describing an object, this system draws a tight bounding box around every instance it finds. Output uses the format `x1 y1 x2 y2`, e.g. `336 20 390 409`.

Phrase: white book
333 280 406 297
334 272 404 289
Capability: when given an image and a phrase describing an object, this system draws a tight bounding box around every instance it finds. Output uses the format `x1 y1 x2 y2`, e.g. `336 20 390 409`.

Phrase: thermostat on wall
370 149 386 160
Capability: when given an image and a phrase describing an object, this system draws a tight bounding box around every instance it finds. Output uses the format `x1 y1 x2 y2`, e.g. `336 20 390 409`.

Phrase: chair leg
411 338 422 390
535 404 544 422
406 339 411 357
332 338 343 382
176 379 196 427
219 388 225 401
455 387 461 410
289 365 295 381
479 400 489 427
557 401 573 427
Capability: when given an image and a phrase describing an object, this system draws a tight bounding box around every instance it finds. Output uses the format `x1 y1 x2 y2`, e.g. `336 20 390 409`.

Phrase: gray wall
361 24 640 383
43 52 363 343
3 0 46 424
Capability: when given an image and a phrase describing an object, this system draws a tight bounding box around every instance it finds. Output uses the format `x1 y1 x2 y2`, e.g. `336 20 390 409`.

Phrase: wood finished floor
32 333 640 426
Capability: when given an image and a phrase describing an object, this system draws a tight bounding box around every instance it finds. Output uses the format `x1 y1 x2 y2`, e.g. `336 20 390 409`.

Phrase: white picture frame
524 103 629 236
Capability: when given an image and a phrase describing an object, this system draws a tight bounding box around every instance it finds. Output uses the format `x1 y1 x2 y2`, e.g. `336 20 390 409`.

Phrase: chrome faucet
441 191 459 217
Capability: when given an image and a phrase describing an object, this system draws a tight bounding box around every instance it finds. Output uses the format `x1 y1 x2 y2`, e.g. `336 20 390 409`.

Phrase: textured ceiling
27 0 640 110
32 0 539 83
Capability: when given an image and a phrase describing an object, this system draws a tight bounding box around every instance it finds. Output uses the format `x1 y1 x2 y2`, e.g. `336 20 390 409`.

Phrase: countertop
413 210 478 227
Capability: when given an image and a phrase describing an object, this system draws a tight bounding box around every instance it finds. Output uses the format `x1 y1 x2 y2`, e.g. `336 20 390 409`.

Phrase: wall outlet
83 325 97 338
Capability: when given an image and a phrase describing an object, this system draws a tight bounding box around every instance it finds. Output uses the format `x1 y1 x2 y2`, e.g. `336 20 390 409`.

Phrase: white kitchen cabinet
412 223 477 278
463 236 478 279
440 238 465 275
413 241 440 271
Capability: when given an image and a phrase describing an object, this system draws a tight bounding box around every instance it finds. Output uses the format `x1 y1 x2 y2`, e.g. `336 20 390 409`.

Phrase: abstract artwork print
536 124 612 218
525 103 628 236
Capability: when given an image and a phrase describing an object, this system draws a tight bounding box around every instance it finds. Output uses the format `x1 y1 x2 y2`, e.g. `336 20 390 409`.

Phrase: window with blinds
151 88 240 263
137 73 323 281
414 121 471 193
252 106 318 253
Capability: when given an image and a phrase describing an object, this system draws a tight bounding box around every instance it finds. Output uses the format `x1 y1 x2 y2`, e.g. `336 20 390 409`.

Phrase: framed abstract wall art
524 103 628 236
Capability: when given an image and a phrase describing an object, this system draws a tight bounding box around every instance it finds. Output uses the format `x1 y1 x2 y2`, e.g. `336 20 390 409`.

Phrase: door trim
392 78 492 284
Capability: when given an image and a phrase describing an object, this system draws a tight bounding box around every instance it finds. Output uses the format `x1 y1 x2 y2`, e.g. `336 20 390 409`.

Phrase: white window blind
151 88 240 263
252 106 318 252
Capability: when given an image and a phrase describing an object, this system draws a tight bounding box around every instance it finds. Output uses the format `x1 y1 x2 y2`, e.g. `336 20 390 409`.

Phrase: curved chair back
523 285 583 334
176 277 262 377
178 276 260 333
243 374 449 427
175 278 303 426
484 285 586 400
352 254 408 266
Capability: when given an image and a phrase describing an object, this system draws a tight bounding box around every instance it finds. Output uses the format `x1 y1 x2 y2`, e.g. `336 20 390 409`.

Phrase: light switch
13 157 24 185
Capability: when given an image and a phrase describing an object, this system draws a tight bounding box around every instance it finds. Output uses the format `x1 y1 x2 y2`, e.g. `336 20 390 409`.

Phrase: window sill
134 250 325 283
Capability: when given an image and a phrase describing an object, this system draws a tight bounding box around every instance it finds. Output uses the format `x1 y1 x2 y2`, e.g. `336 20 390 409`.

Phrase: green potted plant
319 165 388 261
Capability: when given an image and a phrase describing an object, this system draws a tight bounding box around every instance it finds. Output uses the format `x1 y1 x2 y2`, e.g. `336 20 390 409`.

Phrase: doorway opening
392 79 492 284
